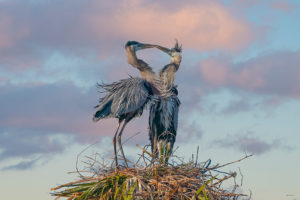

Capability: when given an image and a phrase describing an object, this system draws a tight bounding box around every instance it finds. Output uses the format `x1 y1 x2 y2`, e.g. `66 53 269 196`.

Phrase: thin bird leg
152 125 158 160
113 122 121 169
117 121 129 167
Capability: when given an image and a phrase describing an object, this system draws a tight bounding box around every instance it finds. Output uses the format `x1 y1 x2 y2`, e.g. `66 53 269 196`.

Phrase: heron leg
151 125 158 161
113 122 121 169
117 121 129 167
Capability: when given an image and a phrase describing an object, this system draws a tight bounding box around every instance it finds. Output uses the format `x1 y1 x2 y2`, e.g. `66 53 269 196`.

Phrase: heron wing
93 77 152 121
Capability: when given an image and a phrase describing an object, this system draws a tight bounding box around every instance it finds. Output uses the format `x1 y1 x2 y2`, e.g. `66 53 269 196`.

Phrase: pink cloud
0 0 257 72
270 1 294 13
0 77 8 83
199 50 300 97
200 59 230 86
230 0 261 8
0 13 29 49
0 15 13 49
86 1 254 51
1 0 255 52
200 58 265 90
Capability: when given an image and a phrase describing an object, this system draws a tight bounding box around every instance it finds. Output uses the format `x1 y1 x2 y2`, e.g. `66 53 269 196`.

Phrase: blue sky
0 0 300 199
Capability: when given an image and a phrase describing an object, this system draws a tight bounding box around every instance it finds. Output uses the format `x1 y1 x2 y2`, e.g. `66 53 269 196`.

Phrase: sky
0 0 300 199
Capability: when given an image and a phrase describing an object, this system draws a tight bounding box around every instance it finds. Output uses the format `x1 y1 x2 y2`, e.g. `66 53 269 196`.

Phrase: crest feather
174 39 182 52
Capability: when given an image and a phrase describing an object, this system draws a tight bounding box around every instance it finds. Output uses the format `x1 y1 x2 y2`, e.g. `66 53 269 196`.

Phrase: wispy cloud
1 157 40 171
0 129 67 161
177 122 203 143
213 132 293 155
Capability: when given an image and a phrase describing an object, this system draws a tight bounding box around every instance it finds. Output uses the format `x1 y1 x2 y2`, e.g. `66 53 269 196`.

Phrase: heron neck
170 60 180 71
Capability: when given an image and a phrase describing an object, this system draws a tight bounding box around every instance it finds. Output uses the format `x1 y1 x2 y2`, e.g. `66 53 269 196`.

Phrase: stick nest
51 146 252 200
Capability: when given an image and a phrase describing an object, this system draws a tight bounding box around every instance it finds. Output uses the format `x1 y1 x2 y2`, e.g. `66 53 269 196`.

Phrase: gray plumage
125 40 182 160
93 77 152 121
93 76 153 168
149 93 180 155
148 40 182 159
93 41 157 168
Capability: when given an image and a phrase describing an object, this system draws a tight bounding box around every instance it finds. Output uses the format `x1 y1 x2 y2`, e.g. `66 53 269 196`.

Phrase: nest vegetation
51 145 252 200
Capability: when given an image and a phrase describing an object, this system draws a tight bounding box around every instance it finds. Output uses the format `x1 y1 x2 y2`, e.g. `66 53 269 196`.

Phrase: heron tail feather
93 100 113 122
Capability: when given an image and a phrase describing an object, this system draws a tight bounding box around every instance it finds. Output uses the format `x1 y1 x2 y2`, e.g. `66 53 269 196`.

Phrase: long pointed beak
154 45 171 56
139 43 156 49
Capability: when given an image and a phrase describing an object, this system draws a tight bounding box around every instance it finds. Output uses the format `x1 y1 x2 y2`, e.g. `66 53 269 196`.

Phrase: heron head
125 41 155 51
156 40 182 64
170 48 182 64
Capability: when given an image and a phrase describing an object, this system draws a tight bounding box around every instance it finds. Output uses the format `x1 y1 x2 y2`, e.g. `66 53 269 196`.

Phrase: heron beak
155 45 172 56
134 43 156 51
139 43 156 49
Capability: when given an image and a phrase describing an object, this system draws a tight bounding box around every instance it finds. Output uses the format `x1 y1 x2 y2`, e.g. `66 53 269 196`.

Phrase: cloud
230 0 297 12
270 1 295 13
0 127 70 170
0 12 29 49
213 132 292 155
0 0 256 71
171 49 300 116
0 128 68 161
0 81 151 163
221 96 255 114
87 1 254 51
1 158 40 171
0 82 148 137
198 50 300 98
177 122 203 144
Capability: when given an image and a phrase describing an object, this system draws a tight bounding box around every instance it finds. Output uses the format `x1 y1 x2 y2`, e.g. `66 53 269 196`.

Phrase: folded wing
93 77 153 121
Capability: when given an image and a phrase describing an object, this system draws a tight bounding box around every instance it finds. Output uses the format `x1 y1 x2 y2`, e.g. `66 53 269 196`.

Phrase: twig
195 146 199 167
210 154 253 170
238 167 244 186
247 189 252 200
76 140 101 179
122 132 142 145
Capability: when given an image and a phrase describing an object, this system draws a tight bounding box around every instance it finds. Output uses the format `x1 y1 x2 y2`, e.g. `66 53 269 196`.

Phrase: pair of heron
93 40 182 167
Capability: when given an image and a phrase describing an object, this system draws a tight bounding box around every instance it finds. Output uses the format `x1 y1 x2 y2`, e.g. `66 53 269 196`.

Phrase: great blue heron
148 41 182 161
93 40 182 167
125 40 182 160
93 41 157 168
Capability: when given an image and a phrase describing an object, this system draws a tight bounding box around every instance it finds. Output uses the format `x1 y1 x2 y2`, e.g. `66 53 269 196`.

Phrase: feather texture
93 77 152 121
149 93 180 154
